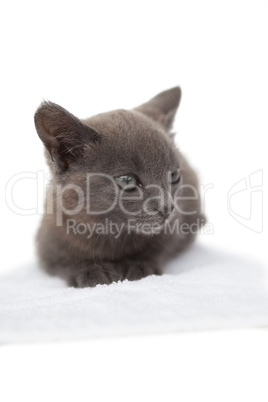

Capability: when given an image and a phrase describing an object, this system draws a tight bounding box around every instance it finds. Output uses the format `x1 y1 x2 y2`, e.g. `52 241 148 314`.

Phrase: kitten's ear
34 101 100 171
134 87 181 130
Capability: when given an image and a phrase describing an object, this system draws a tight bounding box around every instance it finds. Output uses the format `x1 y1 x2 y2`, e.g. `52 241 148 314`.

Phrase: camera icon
227 170 263 233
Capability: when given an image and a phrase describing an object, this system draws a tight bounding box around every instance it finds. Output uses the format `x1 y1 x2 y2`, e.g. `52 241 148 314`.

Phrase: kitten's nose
158 204 174 221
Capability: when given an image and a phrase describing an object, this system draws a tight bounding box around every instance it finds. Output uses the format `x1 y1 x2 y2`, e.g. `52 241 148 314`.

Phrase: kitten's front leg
67 259 162 288
122 258 162 282
67 262 124 288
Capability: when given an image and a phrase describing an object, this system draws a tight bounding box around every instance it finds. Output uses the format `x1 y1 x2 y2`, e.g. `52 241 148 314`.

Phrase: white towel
0 243 267 344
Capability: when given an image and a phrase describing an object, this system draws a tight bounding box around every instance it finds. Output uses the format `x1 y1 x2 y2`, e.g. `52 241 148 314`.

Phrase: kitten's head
34 88 201 232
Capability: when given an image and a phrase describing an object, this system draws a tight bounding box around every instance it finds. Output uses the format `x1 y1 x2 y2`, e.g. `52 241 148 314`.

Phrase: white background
1 1 267 401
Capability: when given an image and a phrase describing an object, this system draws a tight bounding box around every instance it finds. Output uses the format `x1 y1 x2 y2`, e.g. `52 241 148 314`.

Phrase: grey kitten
34 87 205 287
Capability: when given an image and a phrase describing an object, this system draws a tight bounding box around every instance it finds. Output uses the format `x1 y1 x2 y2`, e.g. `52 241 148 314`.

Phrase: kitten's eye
115 175 138 190
169 169 181 184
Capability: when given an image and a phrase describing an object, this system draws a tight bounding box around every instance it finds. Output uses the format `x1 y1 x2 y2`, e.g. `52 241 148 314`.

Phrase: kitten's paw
124 261 162 282
67 263 124 288
67 261 161 288
68 268 110 288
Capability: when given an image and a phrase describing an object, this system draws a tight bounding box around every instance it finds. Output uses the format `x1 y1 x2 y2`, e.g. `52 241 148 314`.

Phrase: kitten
34 87 205 287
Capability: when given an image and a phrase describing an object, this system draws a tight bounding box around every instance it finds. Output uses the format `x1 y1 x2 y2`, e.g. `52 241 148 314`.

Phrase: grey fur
34 87 205 287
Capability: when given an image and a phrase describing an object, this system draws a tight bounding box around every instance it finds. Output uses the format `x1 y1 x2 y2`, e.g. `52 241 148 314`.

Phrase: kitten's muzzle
158 204 174 221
